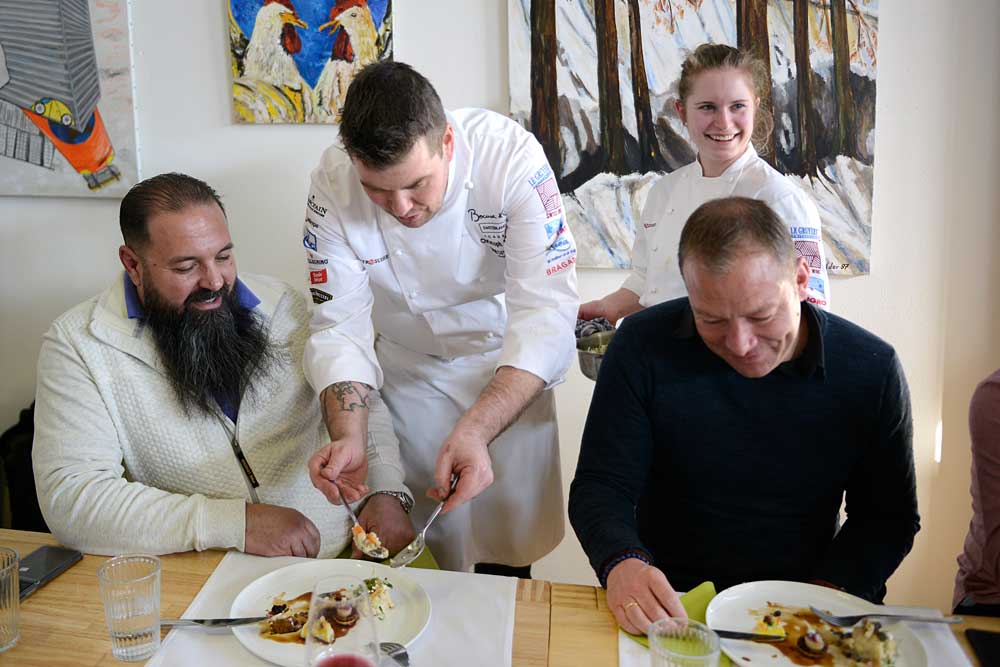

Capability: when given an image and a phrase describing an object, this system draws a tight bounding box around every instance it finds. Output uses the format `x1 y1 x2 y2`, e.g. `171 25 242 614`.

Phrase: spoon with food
334 482 389 560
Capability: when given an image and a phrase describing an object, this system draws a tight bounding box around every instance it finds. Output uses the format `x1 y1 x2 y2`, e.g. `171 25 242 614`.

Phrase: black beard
142 281 279 417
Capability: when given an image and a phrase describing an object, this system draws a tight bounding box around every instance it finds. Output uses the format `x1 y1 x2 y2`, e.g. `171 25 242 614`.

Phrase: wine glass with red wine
305 575 382 667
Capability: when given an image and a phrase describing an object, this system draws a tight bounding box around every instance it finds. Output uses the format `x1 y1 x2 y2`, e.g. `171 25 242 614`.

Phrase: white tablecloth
146 551 517 667
617 606 974 667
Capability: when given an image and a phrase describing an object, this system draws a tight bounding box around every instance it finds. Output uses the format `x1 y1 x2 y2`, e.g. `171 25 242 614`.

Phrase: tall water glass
647 618 720 667
305 575 381 667
97 554 161 662
0 547 18 652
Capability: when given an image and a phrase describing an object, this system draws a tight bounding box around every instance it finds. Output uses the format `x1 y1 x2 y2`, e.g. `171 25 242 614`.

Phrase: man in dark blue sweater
569 197 919 635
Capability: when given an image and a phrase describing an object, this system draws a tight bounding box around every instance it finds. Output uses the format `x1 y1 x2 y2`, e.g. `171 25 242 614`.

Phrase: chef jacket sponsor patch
363 254 389 266
794 240 823 270
307 195 327 217
310 288 332 304
528 165 562 218
307 256 329 265
309 269 327 284
809 275 826 295
790 226 820 240
544 217 566 240
545 226 577 276
305 216 320 229
469 209 508 258
546 254 576 277
303 231 318 251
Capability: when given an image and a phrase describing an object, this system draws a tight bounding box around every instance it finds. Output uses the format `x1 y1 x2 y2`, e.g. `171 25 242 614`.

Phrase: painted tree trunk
530 0 562 177
794 0 816 177
830 0 857 159
736 0 776 164
627 0 665 172
594 0 627 174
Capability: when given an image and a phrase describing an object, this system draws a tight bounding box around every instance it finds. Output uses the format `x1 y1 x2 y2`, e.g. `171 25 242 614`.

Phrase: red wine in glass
313 654 377 667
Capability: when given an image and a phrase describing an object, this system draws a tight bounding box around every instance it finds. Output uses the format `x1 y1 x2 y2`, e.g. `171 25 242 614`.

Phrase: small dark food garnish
796 630 828 658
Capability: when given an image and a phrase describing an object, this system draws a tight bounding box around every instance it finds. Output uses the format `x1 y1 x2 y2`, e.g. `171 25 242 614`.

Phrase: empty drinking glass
647 618 720 667
97 554 161 662
0 547 18 652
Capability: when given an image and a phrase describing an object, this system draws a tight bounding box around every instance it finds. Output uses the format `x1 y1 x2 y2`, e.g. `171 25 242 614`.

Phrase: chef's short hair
678 197 796 277
339 61 447 169
120 173 225 249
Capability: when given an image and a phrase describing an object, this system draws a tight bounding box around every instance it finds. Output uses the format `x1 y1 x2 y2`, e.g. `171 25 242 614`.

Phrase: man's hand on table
606 558 687 634
353 493 415 559
245 503 320 558
308 436 369 504
430 425 493 513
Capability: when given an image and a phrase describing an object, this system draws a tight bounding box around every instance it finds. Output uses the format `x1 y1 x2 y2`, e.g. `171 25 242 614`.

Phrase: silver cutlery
713 628 785 642
808 606 964 627
333 480 389 560
161 617 410 663
389 475 459 569
381 641 409 665
160 616 266 627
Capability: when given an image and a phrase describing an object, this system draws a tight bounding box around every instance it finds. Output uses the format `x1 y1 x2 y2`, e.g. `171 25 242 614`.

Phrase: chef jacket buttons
652 245 659 252
486 332 496 339
464 180 474 190
650 287 658 294
667 208 675 214
408 290 418 299
394 249 404 256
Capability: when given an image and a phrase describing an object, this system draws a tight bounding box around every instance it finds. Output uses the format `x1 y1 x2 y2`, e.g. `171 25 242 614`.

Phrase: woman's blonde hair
677 43 774 154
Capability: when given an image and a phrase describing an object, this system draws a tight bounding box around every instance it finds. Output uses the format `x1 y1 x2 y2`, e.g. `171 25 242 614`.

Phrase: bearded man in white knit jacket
32 173 415 558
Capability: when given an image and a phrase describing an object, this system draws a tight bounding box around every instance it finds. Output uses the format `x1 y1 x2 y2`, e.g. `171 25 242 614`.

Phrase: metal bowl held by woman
576 330 615 381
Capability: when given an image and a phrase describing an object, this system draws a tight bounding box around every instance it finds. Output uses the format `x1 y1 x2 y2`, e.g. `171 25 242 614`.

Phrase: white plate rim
229 559 431 667
704 580 927 667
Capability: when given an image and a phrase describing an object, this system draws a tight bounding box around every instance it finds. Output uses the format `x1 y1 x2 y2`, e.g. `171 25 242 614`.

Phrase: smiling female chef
580 43 831 323
300 62 579 575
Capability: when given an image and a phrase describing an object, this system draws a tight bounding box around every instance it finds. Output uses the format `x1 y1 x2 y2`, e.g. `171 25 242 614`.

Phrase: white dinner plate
705 580 927 667
230 559 431 667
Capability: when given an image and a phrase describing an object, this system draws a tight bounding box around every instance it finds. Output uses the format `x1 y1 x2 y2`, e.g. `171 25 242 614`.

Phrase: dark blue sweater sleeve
814 351 921 602
569 319 656 579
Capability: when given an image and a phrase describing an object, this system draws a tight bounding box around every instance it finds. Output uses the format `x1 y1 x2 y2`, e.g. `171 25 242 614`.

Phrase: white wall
1 0 998 610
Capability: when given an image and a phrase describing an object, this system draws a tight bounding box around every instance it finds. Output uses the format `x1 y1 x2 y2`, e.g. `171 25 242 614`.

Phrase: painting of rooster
229 0 392 124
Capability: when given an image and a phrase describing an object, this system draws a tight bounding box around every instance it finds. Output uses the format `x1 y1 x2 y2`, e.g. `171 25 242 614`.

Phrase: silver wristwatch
371 490 413 514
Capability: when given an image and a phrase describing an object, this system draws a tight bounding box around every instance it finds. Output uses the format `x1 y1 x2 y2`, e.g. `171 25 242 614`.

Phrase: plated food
260 577 395 645
351 524 389 560
705 581 924 667
749 602 898 666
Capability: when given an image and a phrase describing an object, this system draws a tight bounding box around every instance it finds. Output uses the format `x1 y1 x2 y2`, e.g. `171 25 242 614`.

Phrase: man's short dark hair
678 197 796 276
120 173 225 249
339 61 447 168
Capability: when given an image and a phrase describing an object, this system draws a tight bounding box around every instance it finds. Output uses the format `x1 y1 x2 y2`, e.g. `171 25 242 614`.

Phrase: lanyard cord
214 410 261 504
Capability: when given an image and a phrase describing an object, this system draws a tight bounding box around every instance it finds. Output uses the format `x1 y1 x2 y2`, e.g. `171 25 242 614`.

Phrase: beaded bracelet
599 549 652 588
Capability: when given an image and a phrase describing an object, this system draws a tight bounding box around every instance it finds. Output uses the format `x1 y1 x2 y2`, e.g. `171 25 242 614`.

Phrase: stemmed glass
305 575 381 667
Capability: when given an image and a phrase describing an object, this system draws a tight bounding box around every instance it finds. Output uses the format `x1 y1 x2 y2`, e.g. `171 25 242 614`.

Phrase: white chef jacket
621 145 831 309
302 108 579 570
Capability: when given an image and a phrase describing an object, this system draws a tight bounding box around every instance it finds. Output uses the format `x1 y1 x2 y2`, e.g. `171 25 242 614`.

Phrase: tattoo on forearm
322 382 371 419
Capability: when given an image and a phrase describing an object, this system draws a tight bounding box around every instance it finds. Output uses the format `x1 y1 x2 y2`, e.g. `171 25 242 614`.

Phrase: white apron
375 336 565 572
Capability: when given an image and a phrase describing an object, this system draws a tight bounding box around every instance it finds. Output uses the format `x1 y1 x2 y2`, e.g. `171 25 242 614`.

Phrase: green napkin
623 581 732 666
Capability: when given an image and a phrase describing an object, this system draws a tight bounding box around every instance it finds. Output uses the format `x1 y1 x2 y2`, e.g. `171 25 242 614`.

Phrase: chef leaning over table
31 173 415 559
303 61 579 575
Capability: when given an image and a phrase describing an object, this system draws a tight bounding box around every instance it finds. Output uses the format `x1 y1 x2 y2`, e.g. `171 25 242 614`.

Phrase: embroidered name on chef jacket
469 208 508 258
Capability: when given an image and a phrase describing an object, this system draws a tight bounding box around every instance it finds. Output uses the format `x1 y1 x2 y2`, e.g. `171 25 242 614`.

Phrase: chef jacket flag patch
795 240 823 271
528 166 562 218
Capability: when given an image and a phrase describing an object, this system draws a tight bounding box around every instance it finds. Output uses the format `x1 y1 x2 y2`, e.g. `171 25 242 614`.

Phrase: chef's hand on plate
606 558 687 634
245 503 321 558
353 494 416 560
308 436 369 504
429 426 493 513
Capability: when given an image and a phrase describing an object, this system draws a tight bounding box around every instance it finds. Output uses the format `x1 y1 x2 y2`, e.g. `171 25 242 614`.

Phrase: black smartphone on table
18 545 83 600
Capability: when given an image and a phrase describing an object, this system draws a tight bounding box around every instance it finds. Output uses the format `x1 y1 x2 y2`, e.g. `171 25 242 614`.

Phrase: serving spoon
389 475 458 568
